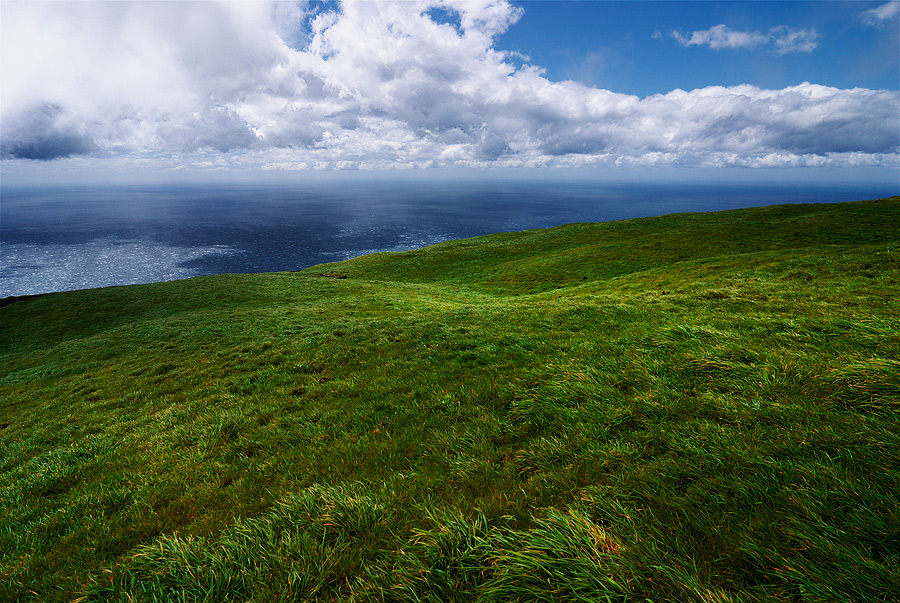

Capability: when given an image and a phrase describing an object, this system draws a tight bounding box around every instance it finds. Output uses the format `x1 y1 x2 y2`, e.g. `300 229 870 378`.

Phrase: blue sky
0 0 897 183
499 1 899 95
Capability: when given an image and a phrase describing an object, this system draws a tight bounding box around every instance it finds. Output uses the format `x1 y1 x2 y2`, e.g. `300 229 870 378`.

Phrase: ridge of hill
1 197 898 602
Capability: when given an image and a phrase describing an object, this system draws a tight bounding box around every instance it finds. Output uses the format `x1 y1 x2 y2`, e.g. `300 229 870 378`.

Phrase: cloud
669 24 769 51
769 26 819 55
1 1 896 171
666 24 819 55
0 103 95 160
862 1 900 26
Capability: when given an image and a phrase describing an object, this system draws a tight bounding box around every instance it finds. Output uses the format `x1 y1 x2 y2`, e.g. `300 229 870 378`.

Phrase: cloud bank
1 0 897 171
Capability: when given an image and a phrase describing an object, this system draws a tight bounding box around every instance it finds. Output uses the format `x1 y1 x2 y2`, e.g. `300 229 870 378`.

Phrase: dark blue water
1 178 893 297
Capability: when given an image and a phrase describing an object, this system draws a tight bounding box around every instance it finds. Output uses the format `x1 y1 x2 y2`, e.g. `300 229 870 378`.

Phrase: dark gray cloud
540 137 606 157
189 108 260 153
1 104 94 160
771 120 899 155
477 130 510 160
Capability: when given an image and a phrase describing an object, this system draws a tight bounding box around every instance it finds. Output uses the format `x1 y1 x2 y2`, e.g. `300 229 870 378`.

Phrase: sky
1 0 898 184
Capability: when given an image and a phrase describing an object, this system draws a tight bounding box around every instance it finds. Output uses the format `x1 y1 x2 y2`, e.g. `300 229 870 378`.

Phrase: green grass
1 197 898 602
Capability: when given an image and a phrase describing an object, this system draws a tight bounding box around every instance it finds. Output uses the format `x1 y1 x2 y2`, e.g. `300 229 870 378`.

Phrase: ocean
1 178 893 298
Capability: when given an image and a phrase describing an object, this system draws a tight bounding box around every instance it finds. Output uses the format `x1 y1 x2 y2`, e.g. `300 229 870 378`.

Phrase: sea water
0 178 891 298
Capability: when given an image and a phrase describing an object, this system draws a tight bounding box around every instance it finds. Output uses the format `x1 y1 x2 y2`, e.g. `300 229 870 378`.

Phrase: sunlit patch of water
1 239 239 297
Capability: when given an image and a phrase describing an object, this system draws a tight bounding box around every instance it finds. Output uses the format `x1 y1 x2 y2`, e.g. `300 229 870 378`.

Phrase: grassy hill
1 197 898 602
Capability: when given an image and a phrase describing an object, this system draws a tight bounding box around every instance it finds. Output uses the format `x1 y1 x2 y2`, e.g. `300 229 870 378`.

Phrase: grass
1 197 898 602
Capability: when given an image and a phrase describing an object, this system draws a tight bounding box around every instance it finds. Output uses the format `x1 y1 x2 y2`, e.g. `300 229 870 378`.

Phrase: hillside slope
1 198 898 602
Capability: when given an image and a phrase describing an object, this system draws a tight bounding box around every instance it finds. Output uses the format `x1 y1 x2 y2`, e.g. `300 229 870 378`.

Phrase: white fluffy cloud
667 24 819 54
1 0 897 170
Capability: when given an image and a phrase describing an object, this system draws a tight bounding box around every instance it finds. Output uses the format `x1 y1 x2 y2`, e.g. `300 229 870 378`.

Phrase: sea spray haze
1 198 898 601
